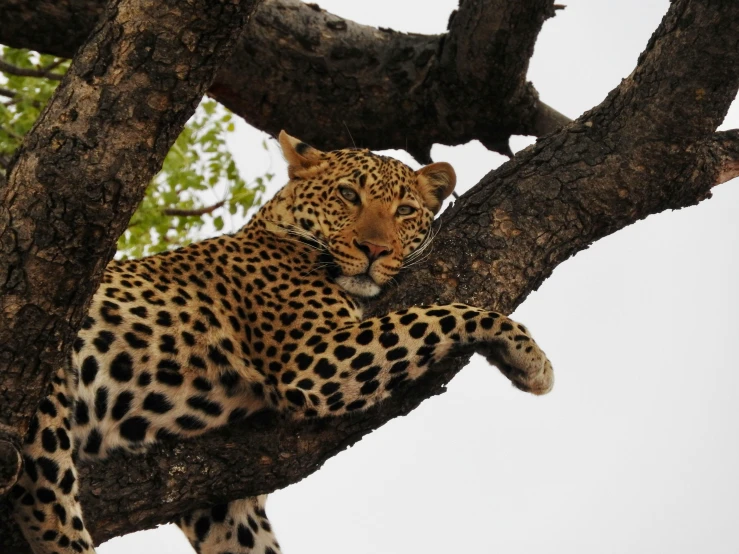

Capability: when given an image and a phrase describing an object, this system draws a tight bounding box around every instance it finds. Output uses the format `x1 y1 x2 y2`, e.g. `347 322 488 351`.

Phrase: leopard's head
273 131 456 297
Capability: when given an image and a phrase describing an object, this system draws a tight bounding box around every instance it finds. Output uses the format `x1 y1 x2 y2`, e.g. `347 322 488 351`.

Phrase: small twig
0 87 42 108
342 121 356 148
42 59 65 73
0 58 64 81
0 126 22 141
162 199 226 217
0 159 7 188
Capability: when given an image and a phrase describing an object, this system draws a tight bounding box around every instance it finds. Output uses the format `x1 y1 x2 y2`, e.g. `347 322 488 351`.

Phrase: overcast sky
100 1 739 553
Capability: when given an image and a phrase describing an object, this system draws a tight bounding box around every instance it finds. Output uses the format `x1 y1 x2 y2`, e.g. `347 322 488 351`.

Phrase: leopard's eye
339 186 360 204
396 205 416 217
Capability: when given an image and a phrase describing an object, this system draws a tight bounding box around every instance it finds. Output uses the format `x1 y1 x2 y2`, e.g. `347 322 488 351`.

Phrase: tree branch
0 0 260 540
0 0 569 159
2 0 736 550
707 130 739 186
161 200 226 217
0 58 64 80
434 0 562 156
41 58 64 73
530 100 571 137
0 125 22 140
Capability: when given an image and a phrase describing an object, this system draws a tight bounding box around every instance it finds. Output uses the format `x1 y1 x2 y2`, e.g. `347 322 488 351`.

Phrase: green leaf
1 45 268 259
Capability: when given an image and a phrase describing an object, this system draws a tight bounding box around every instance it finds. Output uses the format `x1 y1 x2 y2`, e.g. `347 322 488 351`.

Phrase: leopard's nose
355 239 391 262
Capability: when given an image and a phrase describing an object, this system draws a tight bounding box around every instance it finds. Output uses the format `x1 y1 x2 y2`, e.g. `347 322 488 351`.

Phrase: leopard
9 131 554 554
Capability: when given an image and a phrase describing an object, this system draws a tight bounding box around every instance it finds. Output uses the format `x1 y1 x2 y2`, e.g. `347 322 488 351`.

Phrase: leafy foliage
0 46 267 258
118 99 269 258
0 48 68 158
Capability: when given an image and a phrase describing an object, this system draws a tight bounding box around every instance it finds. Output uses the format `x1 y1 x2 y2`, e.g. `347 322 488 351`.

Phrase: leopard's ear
415 162 456 214
279 131 325 178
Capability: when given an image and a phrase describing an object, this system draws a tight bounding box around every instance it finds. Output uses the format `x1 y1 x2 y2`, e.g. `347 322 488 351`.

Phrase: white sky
100 0 739 552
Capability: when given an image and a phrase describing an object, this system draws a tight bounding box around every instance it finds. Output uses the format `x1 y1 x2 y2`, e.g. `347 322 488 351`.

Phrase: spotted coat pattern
11 132 553 554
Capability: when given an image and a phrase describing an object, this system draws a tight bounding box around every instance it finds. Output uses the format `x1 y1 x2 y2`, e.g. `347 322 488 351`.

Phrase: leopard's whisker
401 248 435 270
405 222 441 263
300 262 335 277
265 220 329 251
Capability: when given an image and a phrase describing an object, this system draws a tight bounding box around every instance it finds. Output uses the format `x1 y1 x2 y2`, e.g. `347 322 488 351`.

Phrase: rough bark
710 129 739 185
1 0 738 551
0 426 21 496
0 0 259 544
0 0 569 162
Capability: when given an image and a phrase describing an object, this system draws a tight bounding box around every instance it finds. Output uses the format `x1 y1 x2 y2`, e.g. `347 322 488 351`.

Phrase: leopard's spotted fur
10 132 553 554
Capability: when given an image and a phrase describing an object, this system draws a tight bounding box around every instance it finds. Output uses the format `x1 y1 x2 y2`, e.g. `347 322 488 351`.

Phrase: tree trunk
0 0 259 548
1 0 738 551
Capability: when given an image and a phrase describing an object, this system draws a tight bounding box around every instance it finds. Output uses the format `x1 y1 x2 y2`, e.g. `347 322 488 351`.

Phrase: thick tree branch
0 0 569 160
2 0 736 550
0 0 259 542
434 0 561 156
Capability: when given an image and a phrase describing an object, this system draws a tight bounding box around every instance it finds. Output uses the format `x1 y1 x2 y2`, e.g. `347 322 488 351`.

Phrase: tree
0 47 266 259
1 0 738 552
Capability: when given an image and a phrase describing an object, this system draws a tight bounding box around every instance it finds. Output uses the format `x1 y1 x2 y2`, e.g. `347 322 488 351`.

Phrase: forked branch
0 0 568 158
0 0 737 551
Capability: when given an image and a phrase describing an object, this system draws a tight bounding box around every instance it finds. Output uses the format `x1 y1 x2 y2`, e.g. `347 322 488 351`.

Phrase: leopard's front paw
480 335 554 395
511 355 553 395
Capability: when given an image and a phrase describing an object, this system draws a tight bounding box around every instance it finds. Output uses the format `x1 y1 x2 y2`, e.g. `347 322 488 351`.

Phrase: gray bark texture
0 0 260 548
0 0 569 162
1 0 739 551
